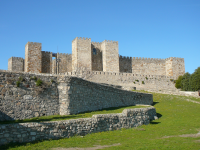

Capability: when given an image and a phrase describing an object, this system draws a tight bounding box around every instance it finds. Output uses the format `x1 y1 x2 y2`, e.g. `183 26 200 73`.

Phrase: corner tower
72 37 92 72
101 40 119 72
25 42 42 73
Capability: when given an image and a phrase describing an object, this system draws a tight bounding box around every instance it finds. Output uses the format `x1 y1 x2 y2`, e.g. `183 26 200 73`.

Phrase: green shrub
175 75 183 89
135 79 139 82
142 81 145 84
145 77 148 80
16 81 20 87
36 78 43 86
51 79 54 82
133 82 135 84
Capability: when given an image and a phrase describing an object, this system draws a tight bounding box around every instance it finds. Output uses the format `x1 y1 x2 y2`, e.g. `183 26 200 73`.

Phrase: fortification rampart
0 107 156 146
58 76 153 115
0 70 154 121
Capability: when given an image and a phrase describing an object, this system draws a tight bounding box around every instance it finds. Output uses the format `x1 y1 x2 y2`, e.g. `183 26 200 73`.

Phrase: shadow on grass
152 102 159 106
157 113 162 119
150 121 161 124
0 105 150 125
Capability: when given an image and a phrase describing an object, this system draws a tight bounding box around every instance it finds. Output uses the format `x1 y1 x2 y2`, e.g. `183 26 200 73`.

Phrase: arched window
93 48 97 55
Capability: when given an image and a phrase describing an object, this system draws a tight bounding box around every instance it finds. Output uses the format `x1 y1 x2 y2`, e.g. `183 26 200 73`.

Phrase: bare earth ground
161 132 200 139
51 143 121 150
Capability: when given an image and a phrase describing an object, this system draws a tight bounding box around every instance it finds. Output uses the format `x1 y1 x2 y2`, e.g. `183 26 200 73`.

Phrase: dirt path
52 143 121 150
161 132 200 139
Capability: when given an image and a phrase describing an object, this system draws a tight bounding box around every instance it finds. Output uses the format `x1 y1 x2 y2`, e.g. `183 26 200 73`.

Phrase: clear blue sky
0 0 199 74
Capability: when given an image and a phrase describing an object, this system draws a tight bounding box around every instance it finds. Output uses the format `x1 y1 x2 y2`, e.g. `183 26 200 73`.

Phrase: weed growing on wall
16 81 20 87
36 79 43 86
142 81 145 84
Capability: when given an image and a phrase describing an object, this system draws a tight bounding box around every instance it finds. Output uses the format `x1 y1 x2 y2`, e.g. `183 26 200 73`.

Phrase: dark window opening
93 48 97 55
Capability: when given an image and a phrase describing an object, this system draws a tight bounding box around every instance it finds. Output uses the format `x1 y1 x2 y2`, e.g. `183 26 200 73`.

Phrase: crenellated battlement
102 40 118 44
42 51 52 54
12 57 24 61
57 53 72 56
119 55 132 59
165 57 184 62
132 57 165 61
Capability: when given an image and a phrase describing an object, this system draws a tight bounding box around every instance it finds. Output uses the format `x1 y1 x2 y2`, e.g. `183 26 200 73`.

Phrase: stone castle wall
58 76 153 115
57 53 72 73
0 71 59 121
25 42 42 73
41 51 52 74
91 42 103 71
8 57 24 72
132 57 166 75
0 70 153 121
119 56 132 73
0 107 156 146
8 38 185 78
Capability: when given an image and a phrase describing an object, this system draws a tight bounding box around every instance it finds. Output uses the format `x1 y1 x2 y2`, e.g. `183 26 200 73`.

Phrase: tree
181 72 190 91
189 67 200 91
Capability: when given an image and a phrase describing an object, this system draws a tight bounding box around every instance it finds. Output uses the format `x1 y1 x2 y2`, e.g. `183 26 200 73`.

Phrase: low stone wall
0 107 157 146
58 76 153 115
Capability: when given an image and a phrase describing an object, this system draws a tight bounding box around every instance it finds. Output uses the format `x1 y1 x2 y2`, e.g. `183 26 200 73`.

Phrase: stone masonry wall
64 71 178 92
25 42 42 73
0 71 59 121
132 57 166 75
91 42 103 71
41 51 52 74
57 53 72 73
0 107 157 146
57 76 153 115
8 57 24 72
119 55 132 73
101 40 119 72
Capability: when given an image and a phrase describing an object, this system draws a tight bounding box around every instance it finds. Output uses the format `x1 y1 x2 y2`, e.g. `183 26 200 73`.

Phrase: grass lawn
0 92 200 150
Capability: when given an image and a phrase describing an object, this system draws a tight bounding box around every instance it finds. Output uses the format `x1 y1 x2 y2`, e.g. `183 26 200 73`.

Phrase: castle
8 37 185 78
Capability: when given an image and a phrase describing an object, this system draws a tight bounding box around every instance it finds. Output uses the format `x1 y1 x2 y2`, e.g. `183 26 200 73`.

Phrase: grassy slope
1 92 200 150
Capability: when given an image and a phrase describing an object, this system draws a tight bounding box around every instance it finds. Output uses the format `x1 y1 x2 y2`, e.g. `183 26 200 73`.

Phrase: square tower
165 57 185 78
8 57 24 72
72 37 91 72
101 40 119 72
25 42 42 73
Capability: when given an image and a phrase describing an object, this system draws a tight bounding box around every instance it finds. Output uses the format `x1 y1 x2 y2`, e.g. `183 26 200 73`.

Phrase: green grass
0 105 148 124
1 92 200 150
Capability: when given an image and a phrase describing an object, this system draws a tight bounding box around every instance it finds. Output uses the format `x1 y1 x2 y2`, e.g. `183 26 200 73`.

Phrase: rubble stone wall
57 76 153 115
0 107 156 146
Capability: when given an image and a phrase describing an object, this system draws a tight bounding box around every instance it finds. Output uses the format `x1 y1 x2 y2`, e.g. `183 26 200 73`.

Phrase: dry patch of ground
52 143 121 150
161 132 200 139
